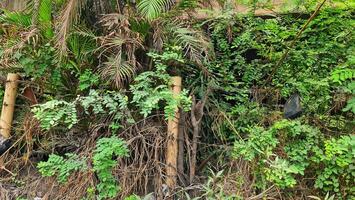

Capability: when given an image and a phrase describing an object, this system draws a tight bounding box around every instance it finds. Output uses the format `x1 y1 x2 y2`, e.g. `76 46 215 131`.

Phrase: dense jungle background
0 0 354 199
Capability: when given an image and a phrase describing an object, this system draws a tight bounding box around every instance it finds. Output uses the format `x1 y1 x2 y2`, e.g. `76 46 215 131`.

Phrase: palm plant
137 0 175 20
136 0 213 66
1 0 213 87
98 0 212 87
55 0 86 57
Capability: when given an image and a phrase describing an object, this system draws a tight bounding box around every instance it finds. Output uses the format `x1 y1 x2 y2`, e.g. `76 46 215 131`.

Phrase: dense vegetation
0 0 354 200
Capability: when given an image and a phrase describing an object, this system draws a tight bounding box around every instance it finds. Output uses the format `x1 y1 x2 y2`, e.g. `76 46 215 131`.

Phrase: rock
284 93 303 119
0 138 11 156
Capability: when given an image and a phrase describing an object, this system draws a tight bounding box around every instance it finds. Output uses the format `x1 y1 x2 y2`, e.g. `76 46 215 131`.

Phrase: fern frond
137 0 175 20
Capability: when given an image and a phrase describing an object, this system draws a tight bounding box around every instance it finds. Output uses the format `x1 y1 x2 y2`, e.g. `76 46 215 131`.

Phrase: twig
0 165 15 176
189 87 211 184
219 110 242 140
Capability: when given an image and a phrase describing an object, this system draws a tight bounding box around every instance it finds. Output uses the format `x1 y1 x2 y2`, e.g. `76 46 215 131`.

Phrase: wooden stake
0 73 20 139
166 76 182 191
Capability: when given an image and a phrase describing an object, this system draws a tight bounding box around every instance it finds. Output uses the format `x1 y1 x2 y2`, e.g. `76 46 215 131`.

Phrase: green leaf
137 0 174 20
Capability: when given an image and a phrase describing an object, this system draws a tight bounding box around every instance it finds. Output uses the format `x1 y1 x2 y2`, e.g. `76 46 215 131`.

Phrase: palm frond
0 28 39 67
152 21 164 51
137 0 175 20
99 54 137 89
168 23 213 65
30 0 53 38
0 9 32 27
55 0 86 57
67 31 97 63
100 13 131 33
96 12 144 88
38 0 53 38
97 33 142 89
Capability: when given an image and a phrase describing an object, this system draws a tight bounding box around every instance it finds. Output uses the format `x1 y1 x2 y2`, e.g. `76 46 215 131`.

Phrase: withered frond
55 0 87 58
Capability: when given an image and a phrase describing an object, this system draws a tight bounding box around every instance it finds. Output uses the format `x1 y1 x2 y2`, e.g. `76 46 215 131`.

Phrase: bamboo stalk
0 73 20 139
166 76 182 191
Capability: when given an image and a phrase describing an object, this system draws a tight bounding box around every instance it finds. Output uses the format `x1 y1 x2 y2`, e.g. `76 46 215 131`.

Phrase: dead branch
189 87 211 184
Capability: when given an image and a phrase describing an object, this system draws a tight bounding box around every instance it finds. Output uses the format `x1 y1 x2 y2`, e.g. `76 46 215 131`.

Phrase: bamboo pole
166 76 182 191
0 73 20 139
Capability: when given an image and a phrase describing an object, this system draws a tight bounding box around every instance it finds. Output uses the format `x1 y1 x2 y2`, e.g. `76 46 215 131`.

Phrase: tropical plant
37 153 87 183
313 135 355 197
32 99 78 130
137 0 175 20
131 47 192 119
93 136 130 199
1 1 354 200
32 89 131 131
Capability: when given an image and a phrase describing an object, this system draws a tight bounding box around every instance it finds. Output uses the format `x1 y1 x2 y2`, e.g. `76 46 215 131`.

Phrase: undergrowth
0 1 353 200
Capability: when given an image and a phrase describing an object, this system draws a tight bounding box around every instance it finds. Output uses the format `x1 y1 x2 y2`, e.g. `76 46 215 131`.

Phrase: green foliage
32 100 78 130
209 8 354 114
210 10 354 196
1 2 354 199
67 32 97 64
37 153 87 183
197 170 242 200
83 187 96 200
79 90 132 131
233 120 320 188
233 126 278 161
229 102 266 133
124 193 154 200
32 90 130 131
263 157 303 188
124 195 141 200
78 69 99 91
177 0 198 9
93 136 129 199
331 67 355 114
342 80 355 113
313 135 355 197
137 0 174 20
331 68 355 85
131 48 191 119
36 136 130 200
0 10 32 27
18 43 63 90
233 119 354 197
38 0 54 38
343 94 355 113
